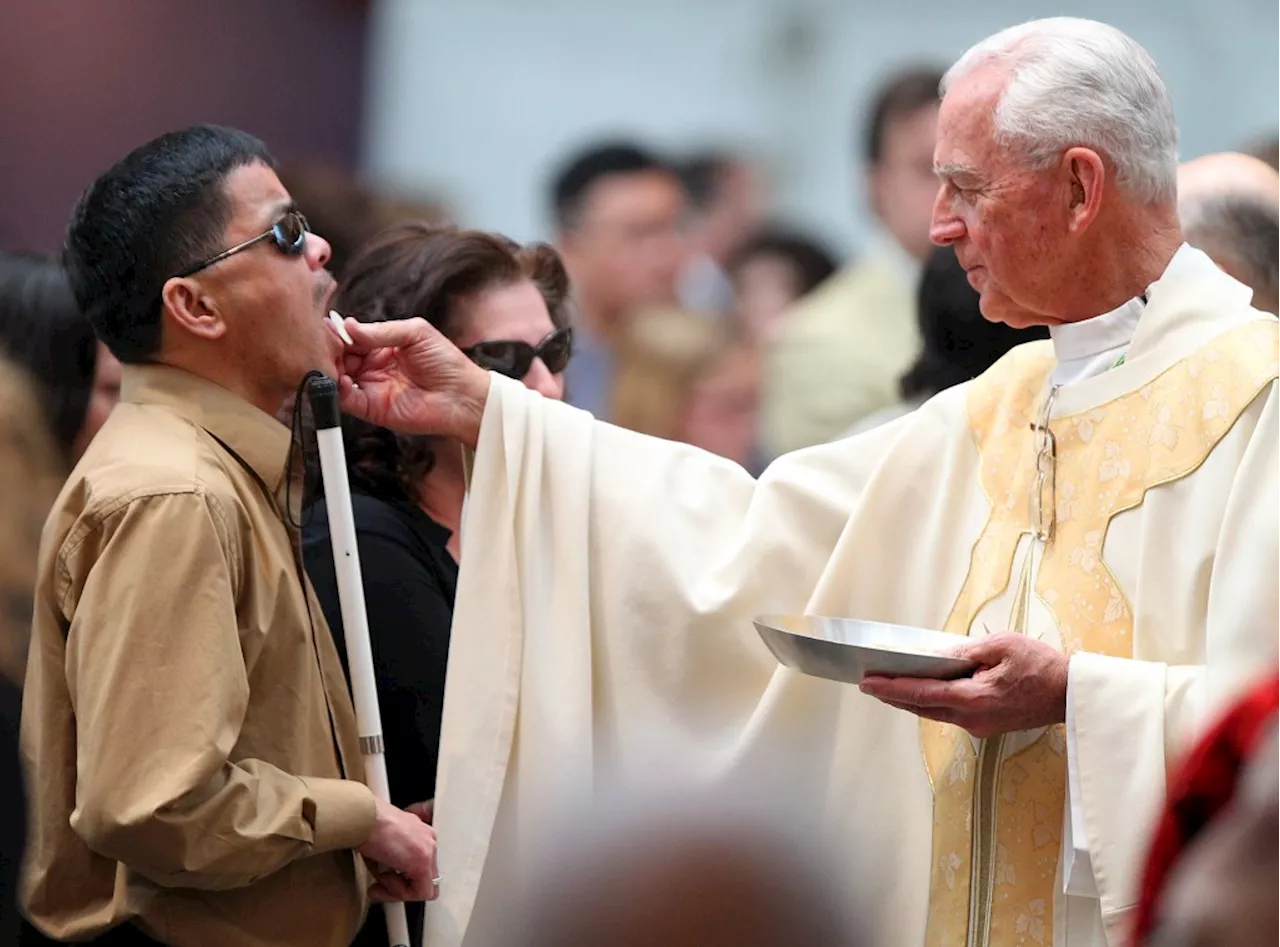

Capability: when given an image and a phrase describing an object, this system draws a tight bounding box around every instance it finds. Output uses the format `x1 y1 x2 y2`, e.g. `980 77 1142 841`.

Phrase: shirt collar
120 363 293 493
1049 243 1199 364
1050 296 1145 364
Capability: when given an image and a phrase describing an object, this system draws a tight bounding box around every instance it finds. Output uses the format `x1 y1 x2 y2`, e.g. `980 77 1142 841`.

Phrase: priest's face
928 65 1079 329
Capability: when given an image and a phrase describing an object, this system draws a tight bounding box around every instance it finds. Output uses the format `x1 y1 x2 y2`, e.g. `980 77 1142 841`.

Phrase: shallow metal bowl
753 614 979 686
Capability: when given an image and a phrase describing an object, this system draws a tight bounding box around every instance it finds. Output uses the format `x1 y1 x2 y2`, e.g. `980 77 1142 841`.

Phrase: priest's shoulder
1209 313 1278 371
1148 311 1278 397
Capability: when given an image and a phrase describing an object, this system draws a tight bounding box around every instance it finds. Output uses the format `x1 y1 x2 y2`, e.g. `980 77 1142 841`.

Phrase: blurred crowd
221 64 1277 477
7 64 1266 474
0 34 1278 947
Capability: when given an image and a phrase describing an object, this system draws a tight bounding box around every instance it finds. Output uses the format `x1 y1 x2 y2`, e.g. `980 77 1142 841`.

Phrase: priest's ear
1060 147 1105 234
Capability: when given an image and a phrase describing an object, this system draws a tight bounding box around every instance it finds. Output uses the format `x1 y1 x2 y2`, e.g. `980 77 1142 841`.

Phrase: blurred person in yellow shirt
763 65 944 457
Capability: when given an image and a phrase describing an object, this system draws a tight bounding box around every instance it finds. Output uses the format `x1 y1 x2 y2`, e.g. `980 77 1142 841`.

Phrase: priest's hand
858 633 1069 738
337 316 492 448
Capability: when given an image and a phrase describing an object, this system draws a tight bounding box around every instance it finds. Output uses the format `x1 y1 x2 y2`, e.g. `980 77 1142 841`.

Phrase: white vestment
426 246 1279 947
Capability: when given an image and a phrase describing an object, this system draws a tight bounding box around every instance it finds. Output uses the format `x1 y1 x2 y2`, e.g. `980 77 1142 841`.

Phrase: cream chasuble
427 246 1278 947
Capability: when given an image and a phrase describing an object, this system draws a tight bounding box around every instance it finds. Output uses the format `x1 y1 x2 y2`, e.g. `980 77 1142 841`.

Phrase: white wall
364 0 1279 258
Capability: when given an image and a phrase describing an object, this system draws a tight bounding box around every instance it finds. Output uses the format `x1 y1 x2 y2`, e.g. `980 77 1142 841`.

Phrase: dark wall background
0 0 370 251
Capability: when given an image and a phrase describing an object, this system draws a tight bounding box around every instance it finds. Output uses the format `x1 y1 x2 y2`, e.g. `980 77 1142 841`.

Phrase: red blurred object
1131 670 1280 944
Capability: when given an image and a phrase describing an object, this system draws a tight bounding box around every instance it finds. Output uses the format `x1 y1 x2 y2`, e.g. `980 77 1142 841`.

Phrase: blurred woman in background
0 251 121 465
0 361 64 943
301 222 571 947
610 308 762 472
727 227 838 344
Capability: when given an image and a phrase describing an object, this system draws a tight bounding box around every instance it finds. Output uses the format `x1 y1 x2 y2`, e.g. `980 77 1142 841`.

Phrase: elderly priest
336 17 1278 947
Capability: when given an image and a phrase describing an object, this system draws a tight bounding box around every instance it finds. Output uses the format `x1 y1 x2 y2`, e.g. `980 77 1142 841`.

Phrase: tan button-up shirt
21 364 376 946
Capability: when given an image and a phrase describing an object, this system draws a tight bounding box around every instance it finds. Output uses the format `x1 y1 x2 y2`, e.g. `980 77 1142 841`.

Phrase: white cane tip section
329 309 355 345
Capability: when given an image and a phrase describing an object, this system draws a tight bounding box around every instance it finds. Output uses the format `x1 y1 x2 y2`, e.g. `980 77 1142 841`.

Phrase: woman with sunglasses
301 221 571 947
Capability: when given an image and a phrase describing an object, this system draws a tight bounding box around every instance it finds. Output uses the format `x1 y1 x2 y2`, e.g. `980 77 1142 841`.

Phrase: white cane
307 376 413 947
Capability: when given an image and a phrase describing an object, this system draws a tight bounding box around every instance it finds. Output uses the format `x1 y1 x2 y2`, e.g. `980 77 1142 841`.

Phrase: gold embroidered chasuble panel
921 320 1279 947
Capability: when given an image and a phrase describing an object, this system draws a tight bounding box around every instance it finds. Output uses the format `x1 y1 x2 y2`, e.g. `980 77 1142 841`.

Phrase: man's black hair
678 152 738 214
549 141 672 231
63 124 275 363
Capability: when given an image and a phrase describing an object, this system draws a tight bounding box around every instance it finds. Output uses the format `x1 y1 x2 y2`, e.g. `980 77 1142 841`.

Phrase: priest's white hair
942 17 1179 206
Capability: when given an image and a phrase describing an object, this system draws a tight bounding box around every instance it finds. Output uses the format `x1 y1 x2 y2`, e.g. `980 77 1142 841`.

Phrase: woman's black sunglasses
463 327 573 379
175 209 310 278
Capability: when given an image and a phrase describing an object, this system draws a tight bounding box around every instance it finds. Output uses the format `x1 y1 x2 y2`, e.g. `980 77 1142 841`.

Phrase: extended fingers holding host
337 315 492 446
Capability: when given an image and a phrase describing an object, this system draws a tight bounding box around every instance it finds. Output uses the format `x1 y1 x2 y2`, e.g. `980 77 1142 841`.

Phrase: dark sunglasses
175 209 311 278
462 326 573 379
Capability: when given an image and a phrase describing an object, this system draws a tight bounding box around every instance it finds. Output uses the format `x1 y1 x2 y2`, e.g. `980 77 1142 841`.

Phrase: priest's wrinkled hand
337 315 492 447
858 633 1069 738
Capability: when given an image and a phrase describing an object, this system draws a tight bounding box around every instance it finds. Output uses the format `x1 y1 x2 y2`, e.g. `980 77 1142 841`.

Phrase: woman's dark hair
333 222 572 506
0 251 97 462
728 227 839 299
899 246 1048 400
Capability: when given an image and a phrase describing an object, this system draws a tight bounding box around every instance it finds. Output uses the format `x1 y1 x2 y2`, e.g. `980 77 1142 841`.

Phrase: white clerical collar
1050 296 1145 364
1049 243 1198 365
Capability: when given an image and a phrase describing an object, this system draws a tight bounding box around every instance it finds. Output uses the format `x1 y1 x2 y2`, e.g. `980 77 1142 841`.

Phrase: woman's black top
301 493 457 947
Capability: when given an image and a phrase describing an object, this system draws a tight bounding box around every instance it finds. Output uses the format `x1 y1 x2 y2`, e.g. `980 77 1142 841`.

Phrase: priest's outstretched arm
334 313 937 944
334 313 914 684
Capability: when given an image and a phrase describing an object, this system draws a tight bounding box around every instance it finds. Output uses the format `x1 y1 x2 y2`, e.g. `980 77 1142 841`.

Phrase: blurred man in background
763 65 944 457
1244 132 1279 171
1178 152 1279 314
550 142 687 417
676 150 769 315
